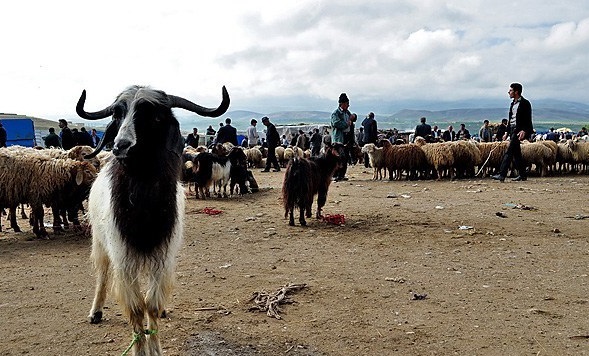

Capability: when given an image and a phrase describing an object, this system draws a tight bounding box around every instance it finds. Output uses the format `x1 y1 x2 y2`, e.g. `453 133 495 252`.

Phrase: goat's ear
76 169 84 185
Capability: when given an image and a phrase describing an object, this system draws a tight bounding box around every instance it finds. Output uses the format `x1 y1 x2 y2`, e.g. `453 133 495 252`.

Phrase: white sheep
361 143 386 180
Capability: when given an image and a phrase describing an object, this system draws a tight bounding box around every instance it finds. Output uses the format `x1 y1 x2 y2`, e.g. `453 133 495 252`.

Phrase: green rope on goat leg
121 329 158 356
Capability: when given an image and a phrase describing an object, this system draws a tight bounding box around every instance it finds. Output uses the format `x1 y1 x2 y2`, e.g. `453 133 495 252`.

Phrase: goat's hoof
289 221 295 226
89 311 103 324
160 309 167 318
300 221 307 226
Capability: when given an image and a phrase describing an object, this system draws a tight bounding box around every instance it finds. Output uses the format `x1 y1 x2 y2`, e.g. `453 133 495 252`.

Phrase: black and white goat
192 146 247 198
77 85 229 355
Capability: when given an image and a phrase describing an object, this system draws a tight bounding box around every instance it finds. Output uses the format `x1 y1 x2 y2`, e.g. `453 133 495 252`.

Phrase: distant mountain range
175 99 589 134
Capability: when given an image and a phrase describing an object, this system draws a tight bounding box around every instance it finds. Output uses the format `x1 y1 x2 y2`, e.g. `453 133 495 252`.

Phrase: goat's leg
88 240 110 324
316 188 327 219
144 262 174 355
299 203 307 226
288 206 295 226
116 268 148 355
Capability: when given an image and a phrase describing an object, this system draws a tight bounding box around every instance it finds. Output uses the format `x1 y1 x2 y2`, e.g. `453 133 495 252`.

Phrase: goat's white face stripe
114 109 137 149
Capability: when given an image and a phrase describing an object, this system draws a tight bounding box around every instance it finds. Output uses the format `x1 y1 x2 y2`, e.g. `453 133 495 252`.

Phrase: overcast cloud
1 0 588 120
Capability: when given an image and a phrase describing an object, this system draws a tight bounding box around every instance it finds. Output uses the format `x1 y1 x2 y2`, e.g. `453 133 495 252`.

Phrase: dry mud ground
2 164 589 355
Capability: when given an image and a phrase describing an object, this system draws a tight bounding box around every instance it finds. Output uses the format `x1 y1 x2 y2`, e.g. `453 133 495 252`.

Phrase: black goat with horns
78 85 229 355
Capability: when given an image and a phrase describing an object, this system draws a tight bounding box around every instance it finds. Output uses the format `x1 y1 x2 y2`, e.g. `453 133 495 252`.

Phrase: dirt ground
2 164 589 355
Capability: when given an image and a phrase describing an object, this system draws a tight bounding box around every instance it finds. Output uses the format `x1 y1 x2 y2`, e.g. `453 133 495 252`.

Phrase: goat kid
282 143 344 226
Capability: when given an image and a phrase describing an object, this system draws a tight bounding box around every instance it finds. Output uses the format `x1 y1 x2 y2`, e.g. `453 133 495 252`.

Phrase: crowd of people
178 82 589 183
41 119 101 149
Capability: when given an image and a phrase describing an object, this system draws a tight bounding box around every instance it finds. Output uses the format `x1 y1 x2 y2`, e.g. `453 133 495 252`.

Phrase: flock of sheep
361 137 589 181
0 145 110 238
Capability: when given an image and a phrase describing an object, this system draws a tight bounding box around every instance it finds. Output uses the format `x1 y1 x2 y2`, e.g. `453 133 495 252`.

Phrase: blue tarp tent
1 118 36 147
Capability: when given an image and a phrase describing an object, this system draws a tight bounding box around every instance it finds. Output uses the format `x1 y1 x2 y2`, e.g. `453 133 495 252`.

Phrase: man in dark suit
492 82 533 182
495 119 508 141
414 117 432 140
215 118 238 145
261 116 281 172
442 125 456 142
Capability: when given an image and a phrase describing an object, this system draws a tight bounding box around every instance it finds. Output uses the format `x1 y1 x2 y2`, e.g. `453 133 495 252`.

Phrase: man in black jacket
492 83 533 182
58 119 74 150
215 118 238 145
361 112 378 168
261 116 281 172
414 117 432 140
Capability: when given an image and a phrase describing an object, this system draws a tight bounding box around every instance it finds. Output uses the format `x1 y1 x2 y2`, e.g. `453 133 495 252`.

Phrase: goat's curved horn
76 90 114 120
168 86 230 118
83 119 120 159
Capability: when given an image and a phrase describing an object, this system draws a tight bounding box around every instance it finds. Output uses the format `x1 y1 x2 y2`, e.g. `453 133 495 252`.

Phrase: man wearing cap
331 93 351 181
261 116 281 172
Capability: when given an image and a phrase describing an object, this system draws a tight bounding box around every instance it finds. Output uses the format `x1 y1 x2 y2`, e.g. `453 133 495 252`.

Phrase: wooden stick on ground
248 283 308 319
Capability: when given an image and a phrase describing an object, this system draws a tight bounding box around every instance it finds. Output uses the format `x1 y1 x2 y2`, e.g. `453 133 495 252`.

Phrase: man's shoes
491 174 505 182
261 169 270 173
511 176 527 181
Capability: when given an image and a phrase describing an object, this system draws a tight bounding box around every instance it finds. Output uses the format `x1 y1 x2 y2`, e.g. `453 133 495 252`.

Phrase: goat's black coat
282 143 344 226
111 98 184 254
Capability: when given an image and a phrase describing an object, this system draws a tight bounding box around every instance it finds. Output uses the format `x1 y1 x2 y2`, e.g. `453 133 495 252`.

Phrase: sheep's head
76 86 229 162
414 137 426 147
361 143 375 154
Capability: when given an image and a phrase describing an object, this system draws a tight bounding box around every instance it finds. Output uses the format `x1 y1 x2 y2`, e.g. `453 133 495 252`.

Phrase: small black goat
282 143 344 226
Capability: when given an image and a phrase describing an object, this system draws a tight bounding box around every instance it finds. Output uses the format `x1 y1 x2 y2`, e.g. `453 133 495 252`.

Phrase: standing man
442 125 456 142
90 128 100 148
331 93 351 181
261 116 281 172
216 118 238 145
414 117 432 140
344 113 357 164
457 123 471 140
479 120 493 142
44 127 62 148
309 128 322 157
185 127 200 148
246 119 259 148
58 119 74 150
0 122 6 148
362 112 378 168
495 119 508 141
492 82 533 182
296 129 308 151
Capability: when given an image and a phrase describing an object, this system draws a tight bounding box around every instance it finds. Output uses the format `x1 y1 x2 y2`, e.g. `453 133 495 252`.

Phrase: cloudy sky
2 0 588 121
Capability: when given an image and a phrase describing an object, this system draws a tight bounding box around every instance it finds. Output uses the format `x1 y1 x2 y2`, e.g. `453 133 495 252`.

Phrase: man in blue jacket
331 93 351 181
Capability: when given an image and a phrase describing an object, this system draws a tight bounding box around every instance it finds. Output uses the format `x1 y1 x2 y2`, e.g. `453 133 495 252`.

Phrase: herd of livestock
2 135 589 238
